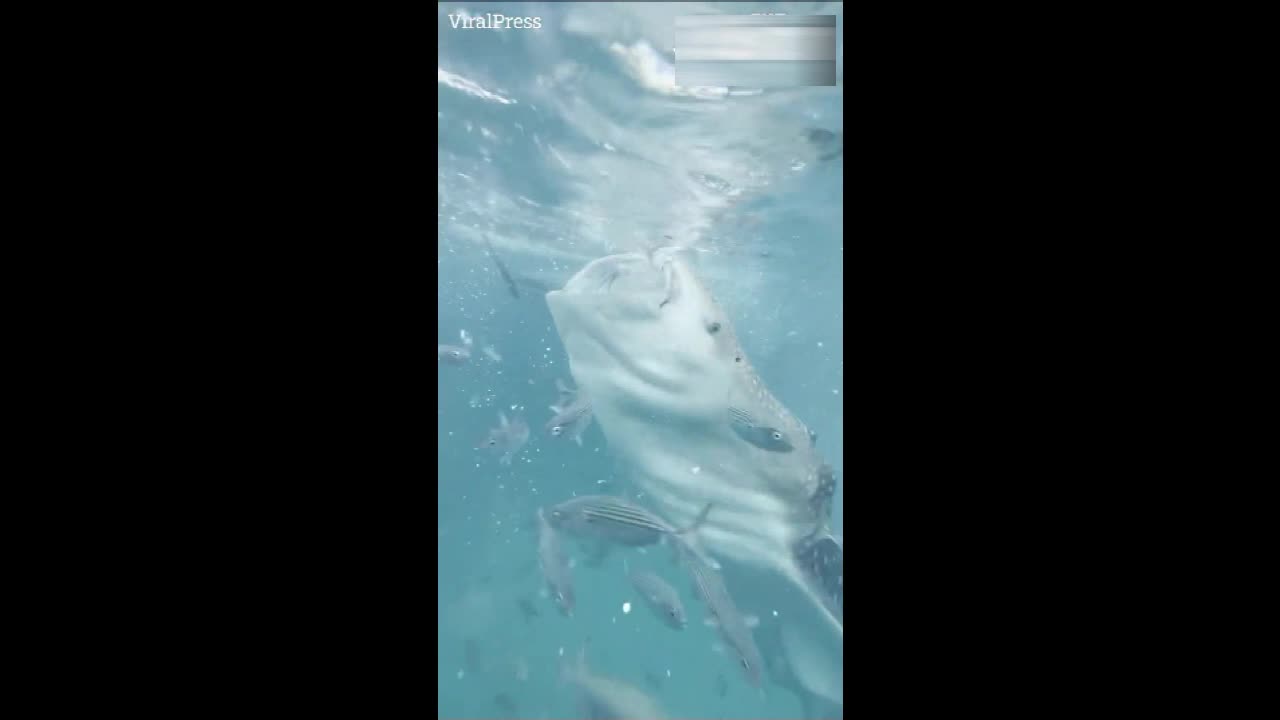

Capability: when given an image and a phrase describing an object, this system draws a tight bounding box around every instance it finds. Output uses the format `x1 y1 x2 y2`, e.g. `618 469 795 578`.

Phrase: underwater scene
438 3 843 718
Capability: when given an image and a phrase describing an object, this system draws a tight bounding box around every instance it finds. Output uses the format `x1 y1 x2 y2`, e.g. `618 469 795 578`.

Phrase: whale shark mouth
547 250 842 704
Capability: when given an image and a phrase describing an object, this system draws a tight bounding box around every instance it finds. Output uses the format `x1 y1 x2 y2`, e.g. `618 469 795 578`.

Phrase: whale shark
546 247 843 707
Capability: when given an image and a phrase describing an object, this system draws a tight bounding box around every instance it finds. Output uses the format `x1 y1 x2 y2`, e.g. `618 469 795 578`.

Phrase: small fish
438 344 471 365
536 507 575 617
563 643 669 720
483 237 521 298
805 128 837 146
516 596 541 623
727 407 794 453
644 671 665 690
805 128 844 161
546 379 594 446
493 692 518 715
677 543 764 688
547 495 712 547
477 412 530 465
512 273 553 294
629 569 687 630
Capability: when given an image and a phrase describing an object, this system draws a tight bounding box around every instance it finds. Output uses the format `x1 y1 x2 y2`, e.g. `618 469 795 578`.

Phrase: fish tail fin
675 502 714 536
555 379 576 405
671 532 721 573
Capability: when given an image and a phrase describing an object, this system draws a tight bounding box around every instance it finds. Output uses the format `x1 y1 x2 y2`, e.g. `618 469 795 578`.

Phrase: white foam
437 68 516 105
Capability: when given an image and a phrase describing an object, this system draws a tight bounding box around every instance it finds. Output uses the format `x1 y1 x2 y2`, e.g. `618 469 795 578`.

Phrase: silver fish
546 379 594 446
547 495 711 547
516 596 541 623
677 543 764 688
563 644 668 720
438 344 470 365
629 569 687 630
728 406 794 453
536 507 574 617
477 412 529 465
493 692 518 715
643 671 665 690
483 237 521 299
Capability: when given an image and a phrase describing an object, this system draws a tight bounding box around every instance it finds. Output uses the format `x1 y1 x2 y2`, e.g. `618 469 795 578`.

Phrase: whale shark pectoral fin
809 464 837 526
795 533 843 618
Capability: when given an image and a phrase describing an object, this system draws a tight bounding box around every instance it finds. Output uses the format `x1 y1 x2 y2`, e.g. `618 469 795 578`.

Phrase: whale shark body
546 248 843 708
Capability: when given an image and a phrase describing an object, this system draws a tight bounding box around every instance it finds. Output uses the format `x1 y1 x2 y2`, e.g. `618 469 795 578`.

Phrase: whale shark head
547 250 843 705
546 249 738 421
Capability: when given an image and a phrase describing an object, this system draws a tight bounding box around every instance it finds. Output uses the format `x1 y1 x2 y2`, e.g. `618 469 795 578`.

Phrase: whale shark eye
488 439 497 446
772 431 783 441
734 355 742 363
707 321 721 334
551 426 563 436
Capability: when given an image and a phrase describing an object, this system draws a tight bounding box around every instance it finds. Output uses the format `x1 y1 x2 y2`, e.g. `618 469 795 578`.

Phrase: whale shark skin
545 248 842 703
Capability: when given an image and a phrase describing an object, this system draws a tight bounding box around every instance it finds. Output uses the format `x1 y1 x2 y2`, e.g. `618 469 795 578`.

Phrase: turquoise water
438 3 843 717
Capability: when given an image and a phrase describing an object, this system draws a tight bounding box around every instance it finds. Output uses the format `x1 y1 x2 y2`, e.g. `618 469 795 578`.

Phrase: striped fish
677 542 764 688
547 495 711 547
629 569 688 630
536 507 574 617
727 406 795 453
